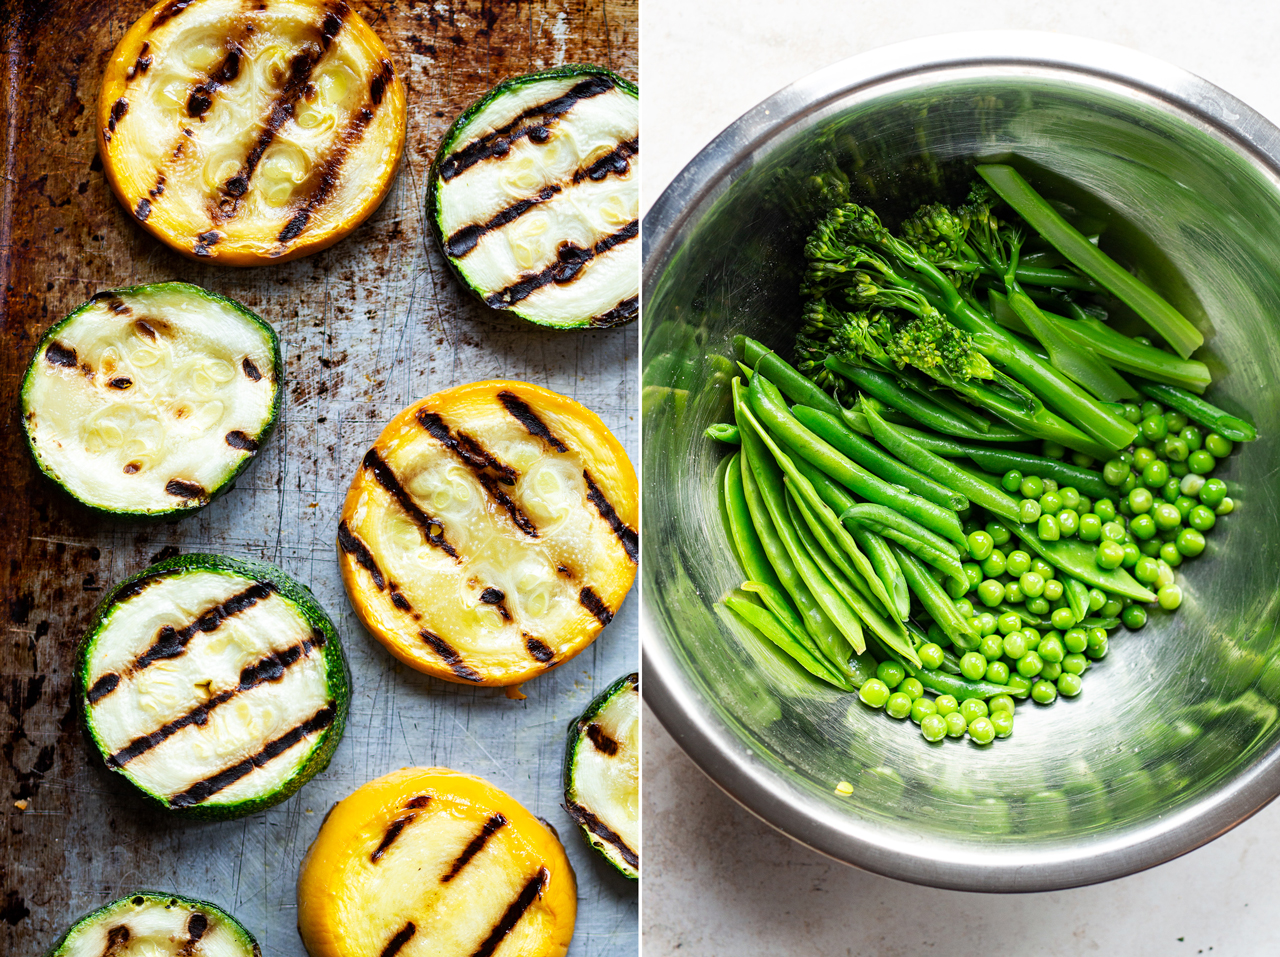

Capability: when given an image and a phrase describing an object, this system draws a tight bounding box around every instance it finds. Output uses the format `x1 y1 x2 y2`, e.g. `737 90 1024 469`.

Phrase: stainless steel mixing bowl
641 32 1280 891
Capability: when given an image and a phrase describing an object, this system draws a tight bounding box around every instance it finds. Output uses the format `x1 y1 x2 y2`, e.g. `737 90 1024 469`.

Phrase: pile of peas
853 397 1237 746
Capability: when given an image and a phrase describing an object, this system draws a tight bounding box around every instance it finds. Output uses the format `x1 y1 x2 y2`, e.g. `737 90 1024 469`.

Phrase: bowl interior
643 58 1280 887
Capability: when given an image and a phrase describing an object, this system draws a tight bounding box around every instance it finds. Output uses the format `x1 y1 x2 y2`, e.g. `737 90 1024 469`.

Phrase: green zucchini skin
44 891 261 957
20 281 283 520
428 65 639 330
78 554 350 821
564 671 640 879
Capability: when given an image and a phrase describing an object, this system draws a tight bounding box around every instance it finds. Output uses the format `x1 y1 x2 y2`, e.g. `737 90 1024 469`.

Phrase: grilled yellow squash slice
337 380 637 686
98 0 406 265
297 767 576 957
44 892 260 957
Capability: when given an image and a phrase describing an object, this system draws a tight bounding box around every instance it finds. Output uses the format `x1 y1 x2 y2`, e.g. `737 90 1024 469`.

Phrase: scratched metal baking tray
0 2 638 953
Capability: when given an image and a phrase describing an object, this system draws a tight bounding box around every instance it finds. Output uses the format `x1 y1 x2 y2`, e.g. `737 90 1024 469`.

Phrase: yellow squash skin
337 380 638 687
297 767 577 957
97 0 406 265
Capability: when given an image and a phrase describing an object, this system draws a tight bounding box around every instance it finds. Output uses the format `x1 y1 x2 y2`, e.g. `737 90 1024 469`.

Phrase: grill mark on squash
187 44 243 118
86 673 120 705
165 478 206 500
479 587 512 621
183 911 209 951
225 430 259 452
583 470 638 562
496 390 568 451
104 924 131 954
379 922 416 957
416 410 519 484
127 42 152 81
591 294 638 328
45 341 78 368
585 722 619 756
444 184 562 259
362 449 459 558
526 636 554 663
485 219 637 309
475 471 538 538
108 376 133 390
124 581 277 677
106 631 324 767
151 0 195 29
572 137 638 184
438 74 616 182
168 703 336 807
242 356 262 381
579 586 613 626
469 866 550 957
371 811 416 863
420 630 482 682
564 800 638 870
338 519 385 589
441 813 507 882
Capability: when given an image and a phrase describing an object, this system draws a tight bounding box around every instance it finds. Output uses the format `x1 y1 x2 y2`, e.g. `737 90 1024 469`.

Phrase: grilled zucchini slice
297 767 577 957
429 65 639 329
337 380 637 687
98 0 406 265
564 672 639 879
45 892 260 957
79 554 349 819
21 282 280 517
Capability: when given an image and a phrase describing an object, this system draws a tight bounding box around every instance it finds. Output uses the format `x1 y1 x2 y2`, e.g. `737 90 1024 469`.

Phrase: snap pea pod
938 649 965 675
862 403 1023 524
998 603 1045 628
889 542 978 651
735 335 845 418
747 371 966 546
840 502 967 594
979 164 1204 359
1132 378 1257 442
721 593 854 690
1081 617 1121 630
789 456 909 621
1012 524 1158 603
950 443 1113 500
840 405 1031 452
785 478 887 618
723 453 810 642
901 659 1015 701
782 494 867 659
825 356 1005 439
705 422 741 444
793 404 967 510
1063 577 1091 625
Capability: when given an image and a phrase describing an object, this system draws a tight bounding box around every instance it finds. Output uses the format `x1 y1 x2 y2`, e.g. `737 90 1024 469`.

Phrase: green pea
1181 425 1204 452
1032 679 1059 704
1078 513 1102 541
967 716 995 744
1133 556 1160 584
1187 449 1216 475
1001 469 1024 493
1096 540 1125 569
1101 458 1130 487
973 612 998 637
1170 461 1189 477
960 698 989 723
1015 571 1044 599
1047 509 1075 539
1100 598 1124 619
980 634 1006 660
945 711 968 738
1057 673 1083 697
1161 478 1181 504
1155 561 1176 589
921 712 948 742
876 661 905 688
1216 496 1235 516
1042 579 1064 603
1118 498 1133 519
1142 459 1170 487
1121 542 1141 569
1127 487 1153 514
1122 474 1140 494
1020 498 1043 524
1188 504 1216 531
1040 491 1063 515
1140 400 1163 419
981 549 1008 578
1121 403 1143 424
1172 495 1196 519
1163 436 1189 462
977 579 1005 608
1042 442 1066 461
1205 433 1234 458
1094 498 1117 522
999 613 1023 637
1128 513 1155 540
1101 521 1127 543
1040 661 1063 681
960 652 989 680
986 521 1012 546
1051 607 1077 630
859 678 891 708
1001 631 1028 659
1063 653 1089 675
1019 474 1045 499
1159 542 1183 567
1029 559 1054 580
1005 550 1032 577
899 677 924 701
1138 536 1162 557
1016 651 1044 678
990 710 1015 738
919 642 945 670
935 694 960 716
1037 513 1060 541
1005 674 1033 697
910 697 938 724
1087 588 1106 612
885 691 913 719
1158 584 1183 610
1071 453 1095 468
1140 414 1168 441
1086 631 1109 660
966 530 995 561
944 575 969 599
1026 596 1051 616
1132 447 1157 471
1077 495 1093 516
1060 628 1085 654
1176 528 1206 557
1037 635 1065 664
985 660 1011 685
1152 502 1181 531
1120 603 1147 629
1022 627 1042 650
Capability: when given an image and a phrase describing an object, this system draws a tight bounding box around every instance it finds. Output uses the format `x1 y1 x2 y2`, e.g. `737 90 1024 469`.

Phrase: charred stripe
438 74 616 181
225 430 259 452
44 341 77 368
167 703 336 807
86 672 120 705
445 184 561 259
109 377 133 389
337 519 385 590
420 630 482 682
193 230 221 257
485 220 637 309
496 390 568 452
187 44 242 118
371 812 416 863
151 0 195 29
127 42 153 81
165 478 206 500
579 586 613 626
416 410 518 484
389 585 413 612
379 922 416 957
590 295 638 328
405 794 431 809
242 356 262 381
362 449 458 557
184 912 209 946
526 636 554 663
105 925 131 952
565 800 638 869
583 470 638 562
585 722 619 756
320 2 347 48
469 867 550 957
442 813 507 882
108 97 128 133
572 137 638 184
475 471 538 538
129 581 276 675
134 198 152 221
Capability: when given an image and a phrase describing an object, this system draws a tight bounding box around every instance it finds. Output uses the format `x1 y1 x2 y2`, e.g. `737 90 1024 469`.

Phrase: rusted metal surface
0 1 638 953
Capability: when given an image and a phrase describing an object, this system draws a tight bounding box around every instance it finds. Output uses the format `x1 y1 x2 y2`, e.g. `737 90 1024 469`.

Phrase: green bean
841 502 968 594
747 371 966 545
951 444 1112 500
721 593 854 690
862 403 1023 524
793 405 967 510
705 422 741 444
785 479 887 617
1132 379 1257 442
736 335 845 418
1063 577 1091 624
978 164 1203 358
1011 524 1158 602
826 357 1003 438
890 543 978 651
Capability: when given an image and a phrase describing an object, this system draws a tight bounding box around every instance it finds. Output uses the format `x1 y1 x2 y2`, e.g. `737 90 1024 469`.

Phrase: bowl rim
640 29 1280 892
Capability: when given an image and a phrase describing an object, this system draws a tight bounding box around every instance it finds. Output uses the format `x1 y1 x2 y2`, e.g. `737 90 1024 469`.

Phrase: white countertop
641 3 1280 953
